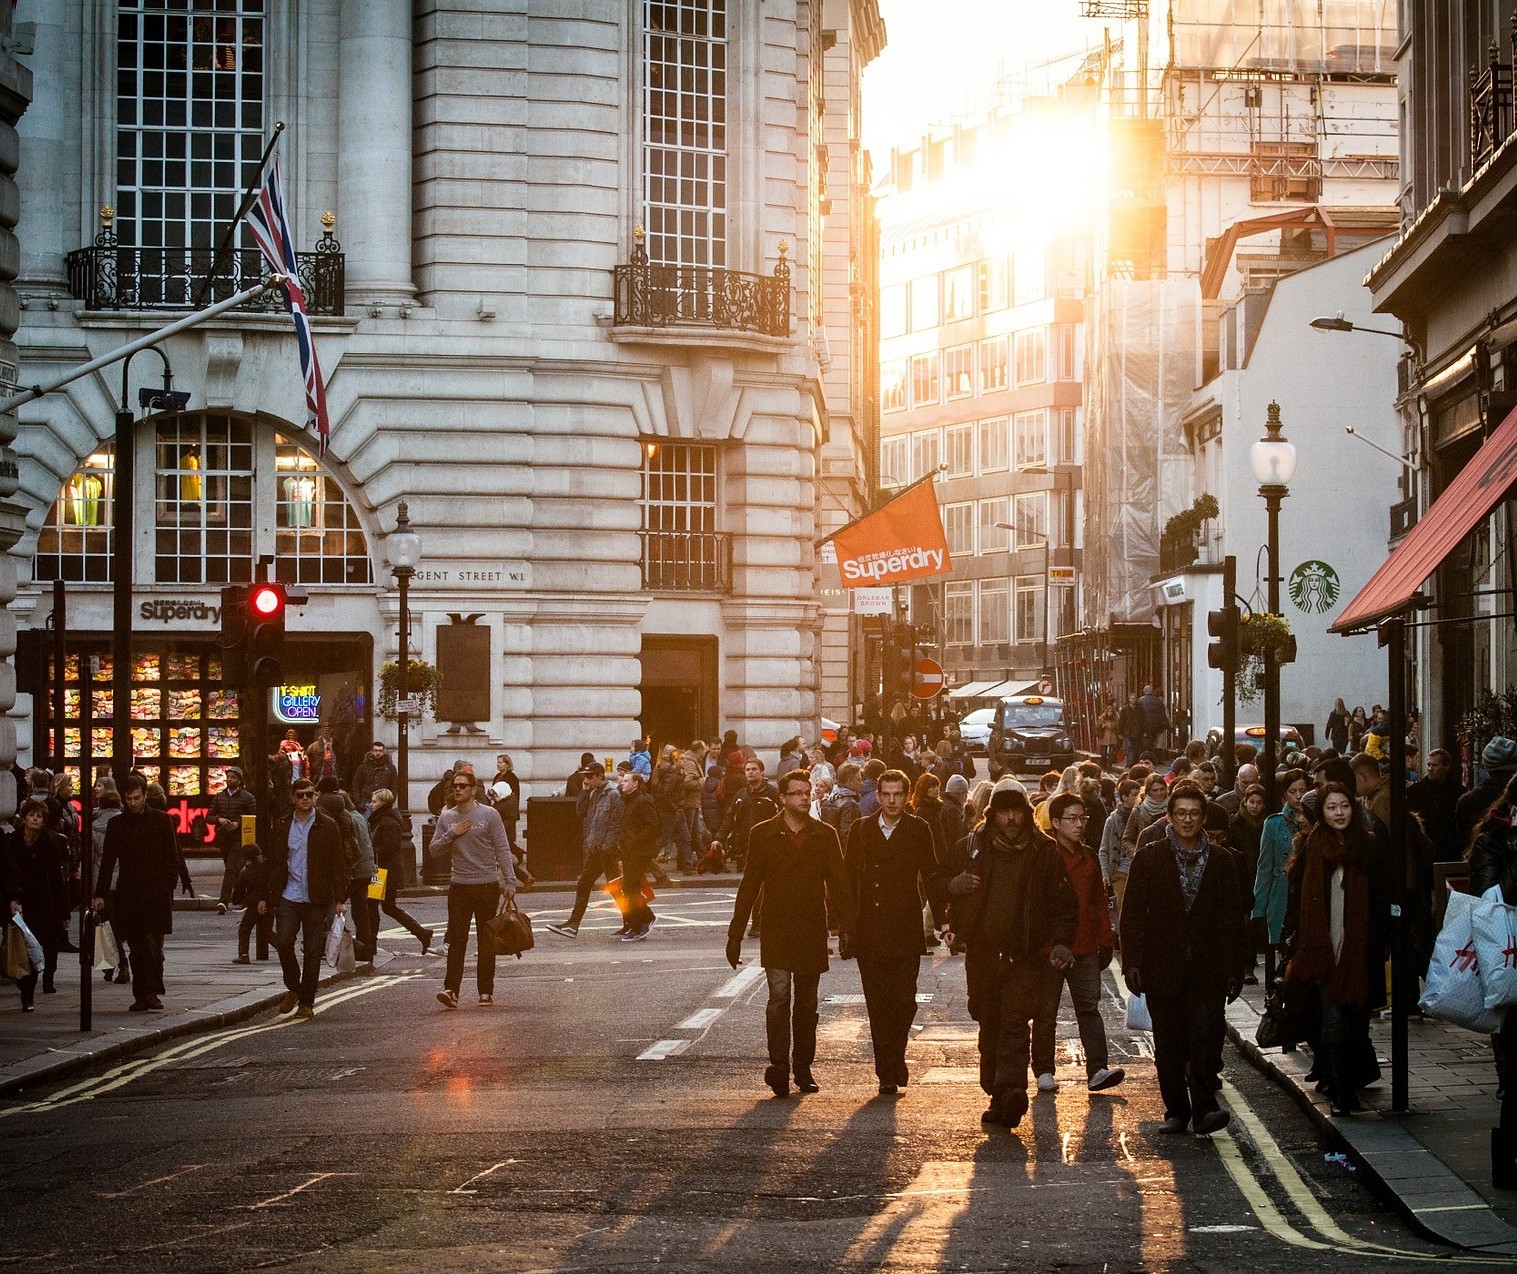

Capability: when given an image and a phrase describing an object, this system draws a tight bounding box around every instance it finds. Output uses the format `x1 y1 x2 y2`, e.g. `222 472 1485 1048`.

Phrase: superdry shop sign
140 597 221 624
829 477 952 588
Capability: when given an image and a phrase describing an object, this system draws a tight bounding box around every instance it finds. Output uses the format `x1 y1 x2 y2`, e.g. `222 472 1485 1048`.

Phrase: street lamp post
1249 401 1297 816
384 503 421 880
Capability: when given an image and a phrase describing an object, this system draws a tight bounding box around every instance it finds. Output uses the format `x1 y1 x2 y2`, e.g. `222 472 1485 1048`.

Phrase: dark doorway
639 635 718 754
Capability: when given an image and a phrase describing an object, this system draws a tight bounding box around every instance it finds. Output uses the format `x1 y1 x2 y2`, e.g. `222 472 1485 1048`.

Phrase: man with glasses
727 769 853 1097
260 780 348 1019
1040 793 1124 1095
1122 782 1246 1135
428 769 519 1006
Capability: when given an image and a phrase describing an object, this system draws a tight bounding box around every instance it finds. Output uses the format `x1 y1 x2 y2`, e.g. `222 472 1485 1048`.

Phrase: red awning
1331 402 1517 633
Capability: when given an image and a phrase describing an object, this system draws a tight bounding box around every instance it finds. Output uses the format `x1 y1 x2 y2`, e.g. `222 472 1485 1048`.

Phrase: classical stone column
338 0 415 307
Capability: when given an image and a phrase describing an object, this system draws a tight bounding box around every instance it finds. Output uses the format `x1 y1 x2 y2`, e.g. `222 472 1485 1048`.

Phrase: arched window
35 413 372 585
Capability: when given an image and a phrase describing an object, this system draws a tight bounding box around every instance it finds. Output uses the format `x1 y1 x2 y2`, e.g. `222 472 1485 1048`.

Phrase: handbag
2 923 28 980
485 896 534 959
93 918 122 972
1255 979 1316 1050
366 868 389 902
1125 992 1152 1032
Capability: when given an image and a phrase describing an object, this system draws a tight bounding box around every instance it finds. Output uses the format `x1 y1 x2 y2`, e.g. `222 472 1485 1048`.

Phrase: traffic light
1206 605 1239 672
219 584 249 684
246 582 287 685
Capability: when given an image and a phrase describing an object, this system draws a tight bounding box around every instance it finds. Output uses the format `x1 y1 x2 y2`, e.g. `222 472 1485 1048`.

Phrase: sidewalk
1227 979 1517 1254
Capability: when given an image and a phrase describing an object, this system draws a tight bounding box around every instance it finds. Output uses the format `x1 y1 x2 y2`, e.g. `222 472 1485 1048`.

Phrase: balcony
613 233 790 339
640 530 732 593
65 214 345 316
1471 34 1515 172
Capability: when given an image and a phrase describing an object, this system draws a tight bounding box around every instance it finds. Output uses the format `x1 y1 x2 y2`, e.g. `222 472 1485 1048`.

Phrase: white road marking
712 964 764 998
676 1008 723 1030
97 1163 207 1198
451 1160 516 1195
248 1172 353 1209
637 1039 690 1061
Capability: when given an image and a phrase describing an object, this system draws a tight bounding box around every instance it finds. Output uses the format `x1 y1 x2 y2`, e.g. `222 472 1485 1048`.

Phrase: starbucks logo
1289 560 1340 614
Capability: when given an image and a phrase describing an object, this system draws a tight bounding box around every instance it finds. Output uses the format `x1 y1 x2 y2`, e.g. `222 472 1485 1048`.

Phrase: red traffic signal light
245 583 287 685
250 584 284 618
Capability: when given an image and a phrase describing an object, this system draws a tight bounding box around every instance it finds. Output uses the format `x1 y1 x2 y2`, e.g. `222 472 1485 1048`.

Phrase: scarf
1165 825 1209 911
1135 794 1167 824
1285 824 1370 1007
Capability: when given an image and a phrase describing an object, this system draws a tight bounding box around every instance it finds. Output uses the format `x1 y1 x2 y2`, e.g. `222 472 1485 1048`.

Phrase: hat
225 766 243 779
988 775 1030 814
945 774 970 796
851 739 873 754
1482 736 1517 771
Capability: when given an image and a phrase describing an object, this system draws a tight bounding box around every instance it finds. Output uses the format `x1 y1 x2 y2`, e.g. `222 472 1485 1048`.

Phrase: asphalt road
0 887 1487 1272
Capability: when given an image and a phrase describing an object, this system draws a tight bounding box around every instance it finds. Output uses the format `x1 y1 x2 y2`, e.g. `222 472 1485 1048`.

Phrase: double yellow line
0 973 418 1119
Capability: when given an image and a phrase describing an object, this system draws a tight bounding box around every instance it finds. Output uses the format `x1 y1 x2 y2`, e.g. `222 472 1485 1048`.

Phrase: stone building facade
9 0 883 820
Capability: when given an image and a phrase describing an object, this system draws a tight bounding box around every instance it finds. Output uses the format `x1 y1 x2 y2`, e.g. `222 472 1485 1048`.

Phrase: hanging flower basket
1236 612 1292 705
377 660 441 720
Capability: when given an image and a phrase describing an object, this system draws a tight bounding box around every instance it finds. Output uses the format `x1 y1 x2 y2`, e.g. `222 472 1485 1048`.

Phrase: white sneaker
1088 1066 1126 1092
1036 1072 1058 1092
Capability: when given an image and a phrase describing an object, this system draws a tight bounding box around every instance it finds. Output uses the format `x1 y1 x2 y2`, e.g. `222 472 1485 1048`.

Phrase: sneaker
277 991 299 1015
436 989 459 1009
1088 1066 1126 1092
620 926 650 943
295 1005 314 1019
233 955 251 965
546 922 578 939
1036 1072 1058 1093
478 994 494 1006
216 903 228 915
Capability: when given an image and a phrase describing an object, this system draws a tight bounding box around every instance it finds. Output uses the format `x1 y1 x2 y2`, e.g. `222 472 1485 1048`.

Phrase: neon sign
274 685 321 724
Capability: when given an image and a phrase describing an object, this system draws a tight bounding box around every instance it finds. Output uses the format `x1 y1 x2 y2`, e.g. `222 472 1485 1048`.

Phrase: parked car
958 707 996 754
1205 723 1306 756
990 695 1075 774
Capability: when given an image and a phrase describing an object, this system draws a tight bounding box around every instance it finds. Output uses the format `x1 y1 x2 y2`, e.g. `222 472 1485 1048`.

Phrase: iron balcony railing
640 530 732 593
614 233 790 338
1471 27 1517 171
66 213 345 315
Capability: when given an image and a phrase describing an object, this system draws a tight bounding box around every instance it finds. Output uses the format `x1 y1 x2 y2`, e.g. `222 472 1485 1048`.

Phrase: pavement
1226 976 1517 1254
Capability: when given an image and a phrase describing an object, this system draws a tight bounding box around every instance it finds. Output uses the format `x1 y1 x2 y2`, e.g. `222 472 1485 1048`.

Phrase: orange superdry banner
830 477 952 588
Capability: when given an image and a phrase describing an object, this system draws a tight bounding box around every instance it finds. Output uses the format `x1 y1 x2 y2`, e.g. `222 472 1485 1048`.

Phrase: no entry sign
910 657 945 699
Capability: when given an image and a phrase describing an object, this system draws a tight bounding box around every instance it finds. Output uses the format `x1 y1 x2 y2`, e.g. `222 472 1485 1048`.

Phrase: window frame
943 343 974 399
978 334 1008 393
943 500 975 557
978 579 1009 646
910 352 940 406
1014 328 1047 386
978 416 1009 473
1013 408 1048 471
943 421 974 478
941 264 974 323
881 358 908 413
945 580 974 648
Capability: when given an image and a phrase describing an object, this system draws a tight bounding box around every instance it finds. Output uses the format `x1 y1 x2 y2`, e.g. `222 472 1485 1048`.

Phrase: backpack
819 790 849 832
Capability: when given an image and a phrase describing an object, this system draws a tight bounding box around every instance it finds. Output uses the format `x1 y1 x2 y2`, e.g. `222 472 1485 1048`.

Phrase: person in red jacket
1038 792 1124 1093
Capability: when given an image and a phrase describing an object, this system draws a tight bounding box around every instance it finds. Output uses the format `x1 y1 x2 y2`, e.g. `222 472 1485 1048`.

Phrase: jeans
274 899 333 1007
238 906 272 958
765 968 821 1078
567 848 618 928
121 928 165 1003
965 951 1046 1106
1147 980 1227 1126
858 954 920 1084
1035 952 1110 1078
217 844 246 906
444 881 502 995
1122 737 1141 764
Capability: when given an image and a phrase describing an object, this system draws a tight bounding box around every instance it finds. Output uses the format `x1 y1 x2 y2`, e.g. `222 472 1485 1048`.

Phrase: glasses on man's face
294 790 315 800
1060 813 1089 824
1171 808 1202 820
451 781 473 790
784 787 810 799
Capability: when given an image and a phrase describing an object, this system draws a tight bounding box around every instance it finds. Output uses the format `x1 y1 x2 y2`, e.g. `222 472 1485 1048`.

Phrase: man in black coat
843 768 946 1096
946 777 1078 1129
93 775 181 1011
1407 747 1462 861
1121 782 1247 1135
727 768 855 1097
211 766 258 915
351 741 399 809
259 779 349 1017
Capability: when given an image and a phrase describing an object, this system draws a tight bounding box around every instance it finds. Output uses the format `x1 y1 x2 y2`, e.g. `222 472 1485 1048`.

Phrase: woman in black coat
368 790 433 953
4 797 70 1002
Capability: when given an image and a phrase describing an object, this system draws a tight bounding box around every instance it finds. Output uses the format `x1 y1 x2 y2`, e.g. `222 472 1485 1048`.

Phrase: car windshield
1002 703 1063 729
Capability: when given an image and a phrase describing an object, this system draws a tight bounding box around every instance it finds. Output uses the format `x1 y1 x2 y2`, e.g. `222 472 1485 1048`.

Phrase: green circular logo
1289 560 1340 614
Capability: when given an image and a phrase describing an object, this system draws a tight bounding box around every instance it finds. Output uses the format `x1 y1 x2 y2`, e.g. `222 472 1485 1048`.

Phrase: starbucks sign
1288 560 1341 614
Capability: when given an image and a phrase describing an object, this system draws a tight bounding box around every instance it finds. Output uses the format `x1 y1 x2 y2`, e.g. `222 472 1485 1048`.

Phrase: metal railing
614 234 790 338
66 222 345 315
1471 29 1516 171
639 530 732 593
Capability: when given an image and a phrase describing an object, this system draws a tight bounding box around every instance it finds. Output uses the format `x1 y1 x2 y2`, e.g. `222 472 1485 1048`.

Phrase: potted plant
377 659 441 720
1236 612 1294 704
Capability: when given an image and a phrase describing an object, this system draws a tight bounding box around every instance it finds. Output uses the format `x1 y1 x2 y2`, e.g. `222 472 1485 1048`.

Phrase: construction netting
1081 277 1199 626
1167 0 1398 76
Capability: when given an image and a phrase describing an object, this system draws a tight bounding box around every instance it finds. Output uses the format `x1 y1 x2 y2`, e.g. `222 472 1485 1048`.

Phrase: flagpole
193 121 286 308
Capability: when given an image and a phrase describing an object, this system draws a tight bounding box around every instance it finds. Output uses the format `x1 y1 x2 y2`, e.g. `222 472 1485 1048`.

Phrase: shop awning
1331 402 1517 634
948 680 1000 699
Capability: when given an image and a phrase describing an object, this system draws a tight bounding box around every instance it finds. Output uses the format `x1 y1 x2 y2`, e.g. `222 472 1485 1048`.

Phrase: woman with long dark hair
1280 781 1387 1116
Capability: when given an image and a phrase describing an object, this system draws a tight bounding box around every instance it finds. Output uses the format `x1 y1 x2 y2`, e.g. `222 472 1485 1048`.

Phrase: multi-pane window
1015 576 1042 644
978 497 1010 552
1013 491 1048 550
881 358 907 412
979 580 1009 645
910 353 939 405
911 428 941 481
116 0 266 251
1013 409 1048 470
1053 325 1078 380
943 422 973 477
1014 244 1046 305
274 445 372 585
1057 407 1079 464
979 256 1010 311
979 335 1009 392
942 266 974 323
643 0 727 267
944 502 974 557
1014 329 1046 385
910 274 938 331
641 442 717 534
978 416 1009 472
155 414 255 584
943 344 974 399
881 284 907 338
880 435 909 487
37 447 115 583
945 581 974 647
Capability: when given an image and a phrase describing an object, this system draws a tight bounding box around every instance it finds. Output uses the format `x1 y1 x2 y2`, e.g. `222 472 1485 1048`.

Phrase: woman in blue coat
1253 769 1309 944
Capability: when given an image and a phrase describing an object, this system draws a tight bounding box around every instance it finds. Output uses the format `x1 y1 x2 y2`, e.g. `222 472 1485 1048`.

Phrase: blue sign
273 685 321 724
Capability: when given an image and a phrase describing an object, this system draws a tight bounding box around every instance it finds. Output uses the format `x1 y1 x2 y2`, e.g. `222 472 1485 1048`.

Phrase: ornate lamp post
1248 402 1297 814
383 503 421 876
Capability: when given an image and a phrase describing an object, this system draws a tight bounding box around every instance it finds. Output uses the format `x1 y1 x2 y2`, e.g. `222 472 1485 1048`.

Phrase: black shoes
981 1093 1025 1128
421 927 436 955
764 1064 789 1098
1193 1110 1230 1135
794 1072 820 1094
1157 1116 1190 1134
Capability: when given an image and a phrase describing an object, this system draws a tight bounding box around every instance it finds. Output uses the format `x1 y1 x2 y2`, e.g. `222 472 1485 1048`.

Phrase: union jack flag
245 157 330 452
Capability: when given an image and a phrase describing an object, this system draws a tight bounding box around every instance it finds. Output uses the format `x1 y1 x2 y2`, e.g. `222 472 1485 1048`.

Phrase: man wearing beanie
947 776 1078 1129
940 773 971 856
1458 736 1517 848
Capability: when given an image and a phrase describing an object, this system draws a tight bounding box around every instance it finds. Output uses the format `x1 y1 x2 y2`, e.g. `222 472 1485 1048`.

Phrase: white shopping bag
324 912 347 968
11 912 44 973
1421 890 1506 1032
93 919 121 971
1472 885 1517 1011
1125 992 1152 1032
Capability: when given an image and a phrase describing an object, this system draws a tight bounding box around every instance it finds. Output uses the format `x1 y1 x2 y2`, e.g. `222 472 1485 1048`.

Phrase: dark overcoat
843 812 945 960
728 814 854 976
95 808 180 936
